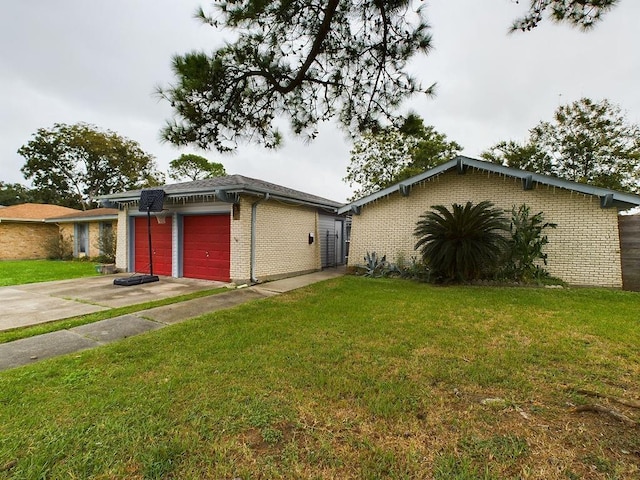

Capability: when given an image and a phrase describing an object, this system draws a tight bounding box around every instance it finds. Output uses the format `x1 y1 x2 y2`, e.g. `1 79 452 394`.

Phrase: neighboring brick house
0 203 80 260
339 156 640 288
46 208 118 259
100 176 346 283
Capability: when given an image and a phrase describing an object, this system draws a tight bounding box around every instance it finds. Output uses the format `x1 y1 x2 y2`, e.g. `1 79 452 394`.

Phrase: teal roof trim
338 156 640 214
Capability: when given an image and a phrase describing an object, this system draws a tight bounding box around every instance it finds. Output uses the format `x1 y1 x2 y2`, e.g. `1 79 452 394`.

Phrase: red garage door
183 214 230 281
134 216 172 276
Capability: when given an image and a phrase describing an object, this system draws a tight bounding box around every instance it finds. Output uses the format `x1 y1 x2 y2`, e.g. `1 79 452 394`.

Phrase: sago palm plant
414 201 509 282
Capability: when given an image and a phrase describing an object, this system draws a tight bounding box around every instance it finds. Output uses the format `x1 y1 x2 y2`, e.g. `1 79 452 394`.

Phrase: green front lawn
0 259 99 286
0 277 638 479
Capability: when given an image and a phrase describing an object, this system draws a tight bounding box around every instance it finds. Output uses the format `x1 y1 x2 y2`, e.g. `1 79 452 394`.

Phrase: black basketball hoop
114 189 166 286
139 189 165 213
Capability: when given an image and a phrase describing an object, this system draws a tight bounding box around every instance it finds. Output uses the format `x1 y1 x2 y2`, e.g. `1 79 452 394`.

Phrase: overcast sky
1 1 639 203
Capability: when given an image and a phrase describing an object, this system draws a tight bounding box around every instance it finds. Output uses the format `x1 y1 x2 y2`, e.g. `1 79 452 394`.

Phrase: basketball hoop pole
147 206 154 276
114 188 164 286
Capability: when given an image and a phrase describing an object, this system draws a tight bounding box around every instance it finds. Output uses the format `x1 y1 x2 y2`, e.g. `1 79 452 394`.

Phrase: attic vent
600 194 614 208
215 190 240 204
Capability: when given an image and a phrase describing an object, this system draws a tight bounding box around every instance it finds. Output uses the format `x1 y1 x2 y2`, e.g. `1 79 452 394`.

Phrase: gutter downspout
250 193 270 283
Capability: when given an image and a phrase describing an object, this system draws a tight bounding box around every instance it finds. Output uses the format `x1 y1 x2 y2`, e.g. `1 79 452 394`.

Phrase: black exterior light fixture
114 189 165 286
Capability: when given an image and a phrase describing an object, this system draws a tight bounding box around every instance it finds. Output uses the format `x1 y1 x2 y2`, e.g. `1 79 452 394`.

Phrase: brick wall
89 221 117 258
88 222 101 258
0 222 59 260
57 224 75 257
230 197 320 283
57 221 117 259
115 198 321 283
115 210 129 271
254 200 320 280
348 170 623 287
230 197 252 282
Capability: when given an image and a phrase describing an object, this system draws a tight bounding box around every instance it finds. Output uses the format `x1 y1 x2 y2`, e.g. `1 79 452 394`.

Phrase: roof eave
236 187 341 210
100 186 341 211
45 215 118 223
0 218 47 223
338 156 640 213
337 161 454 214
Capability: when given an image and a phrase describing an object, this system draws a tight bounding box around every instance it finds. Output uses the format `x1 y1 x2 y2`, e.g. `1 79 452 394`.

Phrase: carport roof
338 156 640 214
99 175 343 210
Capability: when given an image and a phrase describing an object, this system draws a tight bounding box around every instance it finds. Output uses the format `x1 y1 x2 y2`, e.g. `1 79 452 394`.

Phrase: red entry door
134 216 172 276
182 215 230 281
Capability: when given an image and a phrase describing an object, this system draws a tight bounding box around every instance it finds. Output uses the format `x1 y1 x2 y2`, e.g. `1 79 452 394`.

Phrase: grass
0 276 638 479
0 259 99 286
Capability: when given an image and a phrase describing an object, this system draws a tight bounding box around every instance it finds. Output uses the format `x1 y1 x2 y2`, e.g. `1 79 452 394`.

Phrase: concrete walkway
0 269 344 372
0 275 225 331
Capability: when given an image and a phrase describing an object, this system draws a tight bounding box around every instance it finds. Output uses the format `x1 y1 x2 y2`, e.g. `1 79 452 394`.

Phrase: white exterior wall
348 169 623 287
252 200 320 281
230 197 252 282
115 196 323 283
115 209 128 271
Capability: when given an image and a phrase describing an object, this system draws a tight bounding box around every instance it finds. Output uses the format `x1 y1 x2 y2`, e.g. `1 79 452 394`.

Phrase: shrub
358 251 389 277
414 201 509 282
94 228 116 264
351 252 431 281
45 232 73 260
389 254 431 281
501 204 557 282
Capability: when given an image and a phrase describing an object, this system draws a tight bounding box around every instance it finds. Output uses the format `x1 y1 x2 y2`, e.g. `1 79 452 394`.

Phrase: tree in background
482 98 640 193
0 179 77 207
481 140 553 173
0 182 33 206
393 115 463 182
18 123 164 210
168 154 226 182
159 0 618 151
531 98 640 192
344 114 461 199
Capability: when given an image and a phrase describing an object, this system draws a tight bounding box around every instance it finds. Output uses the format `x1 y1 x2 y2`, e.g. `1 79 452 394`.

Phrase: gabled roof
99 174 343 210
46 207 119 223
338 156 640 214
0 203 81 222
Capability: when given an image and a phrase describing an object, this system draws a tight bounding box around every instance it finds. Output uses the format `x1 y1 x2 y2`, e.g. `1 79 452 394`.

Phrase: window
76 224 88 256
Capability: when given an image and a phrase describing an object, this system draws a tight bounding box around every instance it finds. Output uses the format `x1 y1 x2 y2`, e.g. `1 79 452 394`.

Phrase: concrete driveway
0 268 346 371
0 275 227 332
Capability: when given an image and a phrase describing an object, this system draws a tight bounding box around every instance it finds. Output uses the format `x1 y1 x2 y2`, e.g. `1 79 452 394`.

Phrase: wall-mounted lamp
308 233 315 244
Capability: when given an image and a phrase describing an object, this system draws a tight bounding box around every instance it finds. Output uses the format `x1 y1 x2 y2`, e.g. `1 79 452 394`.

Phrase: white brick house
339 156 640 287
100 176 346 284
